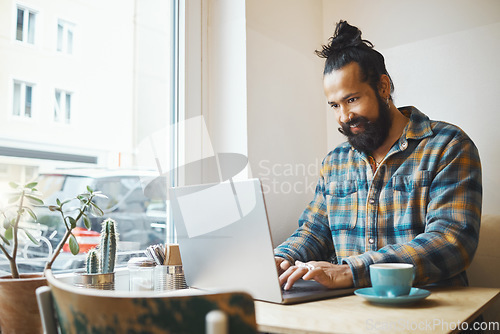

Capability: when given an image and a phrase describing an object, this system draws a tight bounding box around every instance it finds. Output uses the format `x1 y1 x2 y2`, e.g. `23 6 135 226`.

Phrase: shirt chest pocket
325 180 358 230
392 171 432 230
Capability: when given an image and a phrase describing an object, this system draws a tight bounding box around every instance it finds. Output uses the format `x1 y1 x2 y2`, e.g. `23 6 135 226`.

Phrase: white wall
205 0 248 157
323 0 500 215
246 0 327 245
195 1 328 245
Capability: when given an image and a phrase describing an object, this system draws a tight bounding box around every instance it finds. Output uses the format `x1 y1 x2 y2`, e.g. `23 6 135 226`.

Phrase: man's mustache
338 116 370 136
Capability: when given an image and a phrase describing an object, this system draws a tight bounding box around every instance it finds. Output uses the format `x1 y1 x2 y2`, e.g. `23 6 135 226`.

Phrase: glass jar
127 257 156 291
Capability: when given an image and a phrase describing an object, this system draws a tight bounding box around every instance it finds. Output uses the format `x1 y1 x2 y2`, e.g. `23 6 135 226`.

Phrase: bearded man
274 21 482 291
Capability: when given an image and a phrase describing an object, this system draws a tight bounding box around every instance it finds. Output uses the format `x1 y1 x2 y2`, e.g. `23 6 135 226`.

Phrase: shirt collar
399 106 433 140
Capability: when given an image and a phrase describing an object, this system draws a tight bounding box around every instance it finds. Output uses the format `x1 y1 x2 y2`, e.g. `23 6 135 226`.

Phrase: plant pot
0 274 47 334
73 271 115 290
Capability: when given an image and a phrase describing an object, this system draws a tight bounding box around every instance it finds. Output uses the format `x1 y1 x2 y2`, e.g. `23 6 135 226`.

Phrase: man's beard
338 95 392 155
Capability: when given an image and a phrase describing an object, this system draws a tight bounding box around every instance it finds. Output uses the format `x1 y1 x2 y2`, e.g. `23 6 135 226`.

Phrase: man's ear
378 74 391 98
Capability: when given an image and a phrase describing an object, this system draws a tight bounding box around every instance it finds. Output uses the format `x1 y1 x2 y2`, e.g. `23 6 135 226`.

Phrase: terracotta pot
0 274 47 334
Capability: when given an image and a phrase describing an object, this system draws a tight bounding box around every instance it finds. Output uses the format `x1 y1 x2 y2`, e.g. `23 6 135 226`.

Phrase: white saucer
354 287 431 305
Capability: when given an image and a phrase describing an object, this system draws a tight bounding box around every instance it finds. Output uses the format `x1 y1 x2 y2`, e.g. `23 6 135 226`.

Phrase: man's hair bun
315 20 394 98
315 20 373 59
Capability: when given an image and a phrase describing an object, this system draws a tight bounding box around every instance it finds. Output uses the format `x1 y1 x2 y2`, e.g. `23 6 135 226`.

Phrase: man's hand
275 257 292 276
279 260 354 290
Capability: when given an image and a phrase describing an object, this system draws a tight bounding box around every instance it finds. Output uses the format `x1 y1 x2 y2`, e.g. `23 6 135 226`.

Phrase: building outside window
54 89 71 123
12 81 34 118
1 0 179 275
16 5 36 44
57 19 74 54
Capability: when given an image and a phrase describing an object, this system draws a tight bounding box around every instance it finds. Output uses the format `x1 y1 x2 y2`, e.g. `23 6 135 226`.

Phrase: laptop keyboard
281 280 329 295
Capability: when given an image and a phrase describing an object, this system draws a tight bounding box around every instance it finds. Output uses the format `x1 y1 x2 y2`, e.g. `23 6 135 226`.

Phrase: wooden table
255 287 500 334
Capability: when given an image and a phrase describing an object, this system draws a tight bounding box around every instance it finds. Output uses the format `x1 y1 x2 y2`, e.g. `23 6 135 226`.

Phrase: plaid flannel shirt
274 106 482 288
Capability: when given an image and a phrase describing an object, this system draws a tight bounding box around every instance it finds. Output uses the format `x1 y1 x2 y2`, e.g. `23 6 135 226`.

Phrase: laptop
168 178 355 304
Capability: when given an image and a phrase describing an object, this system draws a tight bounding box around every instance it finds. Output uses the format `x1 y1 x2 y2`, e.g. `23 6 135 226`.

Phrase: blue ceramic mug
369 263 414 297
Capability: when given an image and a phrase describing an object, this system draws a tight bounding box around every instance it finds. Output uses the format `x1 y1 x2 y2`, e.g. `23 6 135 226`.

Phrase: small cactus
85 248 99 274
99 218 118 274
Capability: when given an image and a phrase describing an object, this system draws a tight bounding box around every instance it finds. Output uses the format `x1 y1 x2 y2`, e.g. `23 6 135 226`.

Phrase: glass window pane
54 91 61 120
57 24 63 51
27 12 35 44
65 93 71 122
25 85 32 117
13 82 21 116
16 8 24 41
67 30 73 54
3 2 175 275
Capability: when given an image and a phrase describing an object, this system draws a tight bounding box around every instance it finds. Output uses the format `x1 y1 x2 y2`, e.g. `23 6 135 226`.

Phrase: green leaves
0 233 10 245
55 199 71 208
23 229 39 246
67 217 77 229
43 184 107 272
92 191 108 199
2 180 109 277
8 181 19 189
4 226 13 240
68 234 80 255
6 182 43 206
83 215 91 229
2 217 12 229
25 194 43 205
89 202 104 217
25 182 38 189
25 207 37 220
8 194 21 204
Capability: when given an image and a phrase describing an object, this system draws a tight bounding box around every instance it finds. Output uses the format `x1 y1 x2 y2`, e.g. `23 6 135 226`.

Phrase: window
57 20 74 54
54 90 72 123
1 1 182 275
13 81 34 118
16 6 36 44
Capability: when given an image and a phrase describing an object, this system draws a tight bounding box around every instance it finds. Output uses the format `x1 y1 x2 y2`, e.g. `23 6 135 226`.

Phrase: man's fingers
275 257 292 276
279 261 313 290
284 267 309 290
278 265 293 286
280 260 291 271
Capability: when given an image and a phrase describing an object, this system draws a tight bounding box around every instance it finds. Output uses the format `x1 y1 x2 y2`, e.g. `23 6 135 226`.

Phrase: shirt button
369 198 376 204
401 141 408 149
368 238 375 244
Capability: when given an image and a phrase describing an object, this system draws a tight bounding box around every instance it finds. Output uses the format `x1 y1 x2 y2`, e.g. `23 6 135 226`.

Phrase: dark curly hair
316 21 394 98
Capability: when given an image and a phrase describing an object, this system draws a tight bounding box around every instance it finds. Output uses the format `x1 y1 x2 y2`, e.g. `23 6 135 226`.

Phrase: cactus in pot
85 218 118 274
100 218 117 274
86 248 99 274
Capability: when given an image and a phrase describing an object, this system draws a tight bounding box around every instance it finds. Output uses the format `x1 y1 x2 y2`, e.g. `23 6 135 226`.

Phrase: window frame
56 19 75 54
15 4 38 45
12 80 35 119
54 89 72 124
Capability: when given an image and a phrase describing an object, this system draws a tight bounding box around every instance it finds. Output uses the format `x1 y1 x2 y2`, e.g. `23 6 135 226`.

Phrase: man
274 21 482 291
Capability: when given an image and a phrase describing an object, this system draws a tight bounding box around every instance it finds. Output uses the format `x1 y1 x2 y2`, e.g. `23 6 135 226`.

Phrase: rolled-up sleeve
274 162 335 264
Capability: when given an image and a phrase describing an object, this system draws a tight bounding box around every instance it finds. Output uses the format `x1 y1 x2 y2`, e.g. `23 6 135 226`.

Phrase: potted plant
74 218 118 290
0 181 106 333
